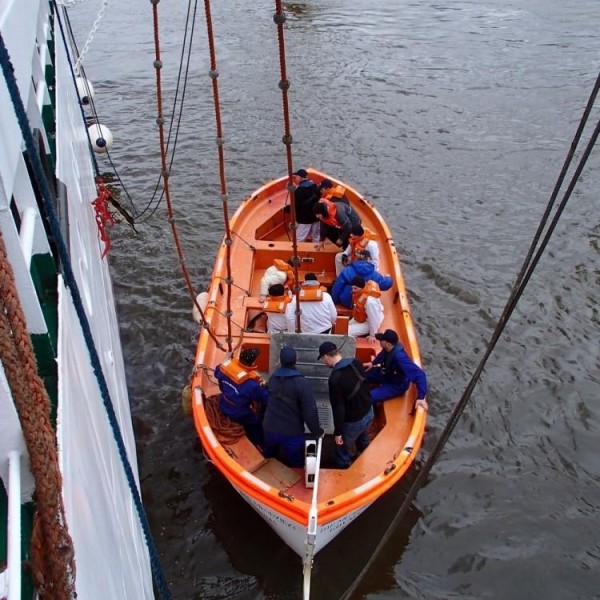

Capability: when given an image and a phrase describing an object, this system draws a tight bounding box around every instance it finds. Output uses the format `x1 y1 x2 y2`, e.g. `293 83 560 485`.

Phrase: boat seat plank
252 458 302 490
224 437 268 472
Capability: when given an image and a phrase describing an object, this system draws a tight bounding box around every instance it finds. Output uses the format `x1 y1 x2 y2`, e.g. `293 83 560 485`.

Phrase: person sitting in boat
348 276 384 343
317 341 374 469
263 346 322 468
319 178 350 205
263 283 291 334
312 192 360 251
331 249 393 308
285 273 337 334
258 258 296 303
214 347 269 448
335 224 380 276
289 168 321 243
363 329 428 409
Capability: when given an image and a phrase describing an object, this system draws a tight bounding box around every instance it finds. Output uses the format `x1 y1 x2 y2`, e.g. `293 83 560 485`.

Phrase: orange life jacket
351 280 382 323
317 199 339 227
273 259 295 290
323 184 347 203
349 227 377 261
298 286 325 302
219 357 262 384
263 294 292 313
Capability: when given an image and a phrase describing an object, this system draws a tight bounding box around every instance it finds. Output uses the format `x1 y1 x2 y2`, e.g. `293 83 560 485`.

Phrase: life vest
219 357 262 385
263 294 292 313
323 184 347 203
349 227 377 261
317 199 339 227
273 259 295 289
298 286 325 302
351 280 381 323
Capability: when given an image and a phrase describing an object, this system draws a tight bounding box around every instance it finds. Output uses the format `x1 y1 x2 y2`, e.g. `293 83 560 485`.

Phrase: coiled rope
0 234 75 599
339 70 600 600
0 26 171 600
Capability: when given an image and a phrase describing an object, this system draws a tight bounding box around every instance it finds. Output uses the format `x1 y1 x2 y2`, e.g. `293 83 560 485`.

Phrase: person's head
319 179 333 191
239 346 260 367
374 329 399 351
317 341 340 368
303 273 319 287
313 202 329 219
279 346 297 368
268 283 285 297
357 249 371 262
350 224 364 238
293 168 308 179
350 275 366 294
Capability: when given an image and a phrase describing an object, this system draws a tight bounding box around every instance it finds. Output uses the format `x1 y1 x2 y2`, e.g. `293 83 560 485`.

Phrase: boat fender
192 291 209 323
304 440 317 488
182 384 192 416
87 123 114 153
76 77 95 105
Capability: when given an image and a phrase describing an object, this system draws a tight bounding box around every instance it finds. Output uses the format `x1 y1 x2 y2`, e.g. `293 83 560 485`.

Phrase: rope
339 71 600 600
0 26 171 600
150 0 225 353
201 0 235 352
204 393 245 445
0 235 76 599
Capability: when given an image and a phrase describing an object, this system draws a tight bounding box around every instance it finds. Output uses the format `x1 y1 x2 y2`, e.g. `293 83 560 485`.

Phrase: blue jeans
264 431 305 468
366 370 409 403
335 406 374 468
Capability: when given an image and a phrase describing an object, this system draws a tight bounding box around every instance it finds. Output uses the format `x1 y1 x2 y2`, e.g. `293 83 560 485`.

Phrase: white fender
87 123 113 153
76 77 95 105
192 291 209 324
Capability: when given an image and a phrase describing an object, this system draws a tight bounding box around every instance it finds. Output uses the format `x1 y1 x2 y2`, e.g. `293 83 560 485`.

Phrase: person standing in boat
258 258 296 303
331 249 393 308
285 273 337 334
263 347 322 468
215 347 269 448
317 341 374 469
263 283 291 334
291 169 321 243
348 276 384 343
335 224 380 276
312 184 361 251
363 329 428 409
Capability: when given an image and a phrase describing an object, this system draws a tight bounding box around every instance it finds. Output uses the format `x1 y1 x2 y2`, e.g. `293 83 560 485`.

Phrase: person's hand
335 238 343 247
363 361 373 371
341 254 349 265
366 335 376 344
314 241 325 251
258 294 266 303
415 397 428 411
334 435 343 446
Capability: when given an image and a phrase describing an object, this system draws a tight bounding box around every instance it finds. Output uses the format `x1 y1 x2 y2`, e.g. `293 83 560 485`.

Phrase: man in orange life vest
215 347 269 448
335 224 381 276
312 180 361 250
285 273 337 334
263 283 290 334
348 275 384 343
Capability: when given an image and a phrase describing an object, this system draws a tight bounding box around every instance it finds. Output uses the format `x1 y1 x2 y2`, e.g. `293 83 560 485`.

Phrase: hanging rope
0 234 76 599
150 0 225 353
0 26 171 600
272 1 302 332
339 71 600 600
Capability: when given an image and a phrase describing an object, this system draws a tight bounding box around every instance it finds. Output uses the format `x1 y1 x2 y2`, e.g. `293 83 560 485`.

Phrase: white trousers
297 222 321 242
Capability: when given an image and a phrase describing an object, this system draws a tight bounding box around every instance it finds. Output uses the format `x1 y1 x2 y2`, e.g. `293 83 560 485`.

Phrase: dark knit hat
304 272 318 282
350 275 366 288
280 346 297 367
240 347 260 366
319 178 333 190
268 283 285 297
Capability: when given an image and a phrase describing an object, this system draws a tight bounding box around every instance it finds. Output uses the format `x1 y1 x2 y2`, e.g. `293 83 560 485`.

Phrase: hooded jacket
331 260 393 307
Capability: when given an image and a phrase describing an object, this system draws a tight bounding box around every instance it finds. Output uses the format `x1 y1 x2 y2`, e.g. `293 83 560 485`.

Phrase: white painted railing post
19 207 37 270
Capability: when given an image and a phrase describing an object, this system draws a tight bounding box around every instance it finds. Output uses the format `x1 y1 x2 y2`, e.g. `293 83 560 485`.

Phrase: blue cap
280 346 297 367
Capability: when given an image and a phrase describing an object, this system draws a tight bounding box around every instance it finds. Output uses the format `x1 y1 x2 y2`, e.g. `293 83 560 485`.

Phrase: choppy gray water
70 0 599 598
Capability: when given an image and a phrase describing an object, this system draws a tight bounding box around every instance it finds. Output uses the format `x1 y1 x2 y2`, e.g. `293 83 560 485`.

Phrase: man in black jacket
263 346 322 467
292 169 321 242
317 341 374 469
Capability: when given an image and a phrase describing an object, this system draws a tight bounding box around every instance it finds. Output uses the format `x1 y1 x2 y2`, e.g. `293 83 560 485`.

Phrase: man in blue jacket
263 347 322 467
215 347 269 448
331 249 393 308
363 329 428 409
